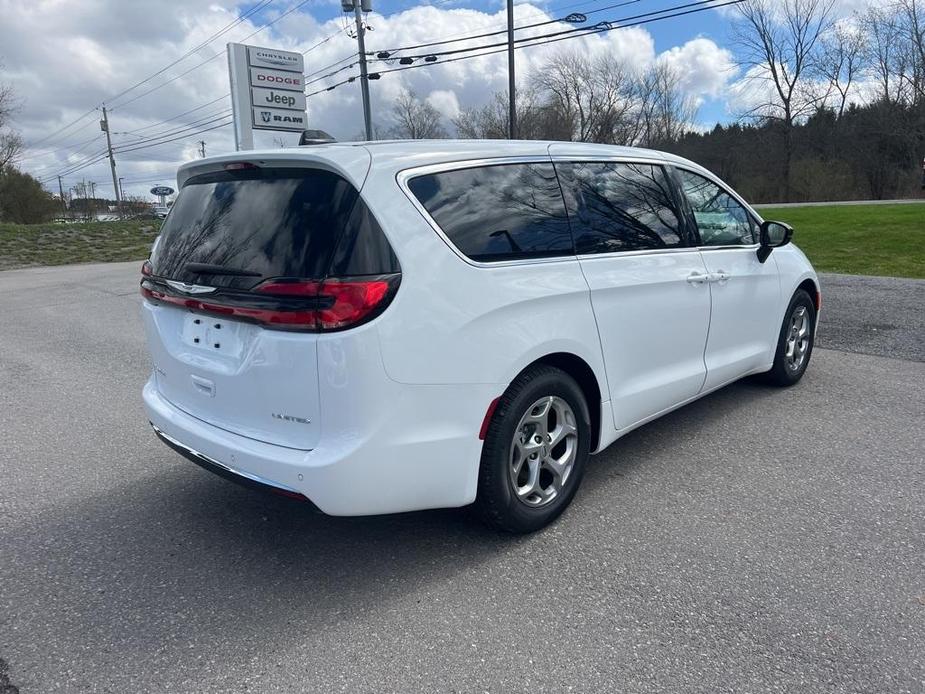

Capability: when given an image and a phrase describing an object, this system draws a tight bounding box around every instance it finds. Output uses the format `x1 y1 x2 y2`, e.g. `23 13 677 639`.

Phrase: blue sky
247 0 742 124
4 0 751 195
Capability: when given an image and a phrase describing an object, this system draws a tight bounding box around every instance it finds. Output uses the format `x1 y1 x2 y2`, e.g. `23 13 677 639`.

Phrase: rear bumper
143 376 497 516
151 422 315 504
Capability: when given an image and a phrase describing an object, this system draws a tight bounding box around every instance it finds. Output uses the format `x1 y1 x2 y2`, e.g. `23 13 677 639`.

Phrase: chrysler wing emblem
166 280 217 295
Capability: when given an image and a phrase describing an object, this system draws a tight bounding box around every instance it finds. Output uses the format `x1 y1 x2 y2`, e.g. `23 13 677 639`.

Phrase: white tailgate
142 302 320 450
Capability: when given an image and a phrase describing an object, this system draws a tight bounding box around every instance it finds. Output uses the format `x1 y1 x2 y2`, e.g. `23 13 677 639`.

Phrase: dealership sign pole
227 43 307 151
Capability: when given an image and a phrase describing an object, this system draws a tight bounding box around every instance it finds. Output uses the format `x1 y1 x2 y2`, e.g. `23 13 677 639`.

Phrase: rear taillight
254 277 395 331
141 274 399 332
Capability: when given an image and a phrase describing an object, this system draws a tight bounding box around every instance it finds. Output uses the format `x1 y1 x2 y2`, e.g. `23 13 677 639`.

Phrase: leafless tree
895 0 925 102
454 89 554 139
0 75 23 169
862 6 909 104
387 88 447 139
817 22 866 117
732 0 835 196
531 51 637 143
634 62 698 145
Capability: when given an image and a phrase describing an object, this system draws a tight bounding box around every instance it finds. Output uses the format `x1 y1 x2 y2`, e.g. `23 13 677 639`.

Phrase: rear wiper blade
184 262 262 278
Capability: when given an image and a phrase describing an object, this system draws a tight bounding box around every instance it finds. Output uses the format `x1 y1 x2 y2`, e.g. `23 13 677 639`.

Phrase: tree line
386 0 925 201
2 0 924 225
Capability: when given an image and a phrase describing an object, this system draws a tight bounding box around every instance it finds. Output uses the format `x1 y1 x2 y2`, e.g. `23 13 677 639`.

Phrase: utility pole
57 176 67 218
343 0 373 140
198 140 206 158
100 105 123 218
89 181 96 221
506 0 516 139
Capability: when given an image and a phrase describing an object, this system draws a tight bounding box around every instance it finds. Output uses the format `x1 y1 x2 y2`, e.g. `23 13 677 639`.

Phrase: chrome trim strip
150 423 302 494
576 247 700 261
546 153 668 166
396 155 765 267
696 244 761 251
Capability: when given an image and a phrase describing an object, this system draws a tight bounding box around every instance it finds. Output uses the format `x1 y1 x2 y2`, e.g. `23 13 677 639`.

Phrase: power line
110 24 347 139
306 0 745 96
115 107 232 143
111 0 316 111
117 98 231 137
39 115 232 182
25 1 275 151
25 107 100 151
303 2 633 89
114 119 233 155
106 0 275 109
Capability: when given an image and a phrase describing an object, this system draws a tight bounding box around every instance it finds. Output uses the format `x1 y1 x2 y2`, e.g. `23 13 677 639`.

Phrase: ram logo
260 111 272 123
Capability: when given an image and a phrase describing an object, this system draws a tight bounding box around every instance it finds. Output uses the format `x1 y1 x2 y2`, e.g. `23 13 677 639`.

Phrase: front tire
762 289 816 386
475 365 591 533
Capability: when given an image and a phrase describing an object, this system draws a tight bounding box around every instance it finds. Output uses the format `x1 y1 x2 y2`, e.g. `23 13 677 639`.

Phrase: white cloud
426 89 462 120
0 1 736 198
657 37 737 101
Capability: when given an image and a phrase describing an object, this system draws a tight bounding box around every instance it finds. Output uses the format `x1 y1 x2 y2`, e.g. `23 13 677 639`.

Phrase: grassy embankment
759 203 924 279
0 203 922 278
0 220 159 271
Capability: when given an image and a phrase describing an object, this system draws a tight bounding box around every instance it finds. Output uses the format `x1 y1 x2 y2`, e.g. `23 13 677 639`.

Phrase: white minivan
141 140 819 532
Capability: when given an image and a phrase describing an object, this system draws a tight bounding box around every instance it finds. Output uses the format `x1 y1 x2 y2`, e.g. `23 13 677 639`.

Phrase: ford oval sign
150 186 175 196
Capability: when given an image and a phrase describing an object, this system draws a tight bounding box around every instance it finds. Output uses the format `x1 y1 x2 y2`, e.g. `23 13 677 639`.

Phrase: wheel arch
516 352 604 453
796 277 821 311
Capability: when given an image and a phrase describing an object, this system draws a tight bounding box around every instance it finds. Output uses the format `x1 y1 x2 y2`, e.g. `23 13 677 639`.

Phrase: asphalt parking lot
1 262 923 693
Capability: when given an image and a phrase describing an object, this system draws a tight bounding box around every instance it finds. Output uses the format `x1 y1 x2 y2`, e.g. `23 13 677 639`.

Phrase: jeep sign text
251 87 306 111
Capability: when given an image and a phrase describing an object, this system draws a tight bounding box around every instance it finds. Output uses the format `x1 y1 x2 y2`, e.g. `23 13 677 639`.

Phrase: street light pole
100 105 123 218
344 0 373 140
506 0 516 140
355 2 373 140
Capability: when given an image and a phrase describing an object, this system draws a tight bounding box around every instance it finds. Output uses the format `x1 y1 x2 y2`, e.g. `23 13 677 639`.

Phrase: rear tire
762 289 816 386
475 365 591 533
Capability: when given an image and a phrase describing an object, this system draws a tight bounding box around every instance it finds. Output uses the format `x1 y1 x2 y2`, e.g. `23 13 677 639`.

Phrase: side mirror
757 220 793 263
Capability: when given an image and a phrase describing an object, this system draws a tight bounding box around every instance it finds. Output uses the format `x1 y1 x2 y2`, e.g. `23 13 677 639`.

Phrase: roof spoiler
299 129 336 146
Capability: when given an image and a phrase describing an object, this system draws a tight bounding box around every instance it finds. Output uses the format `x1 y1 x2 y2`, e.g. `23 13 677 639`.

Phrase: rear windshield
150 167 396 288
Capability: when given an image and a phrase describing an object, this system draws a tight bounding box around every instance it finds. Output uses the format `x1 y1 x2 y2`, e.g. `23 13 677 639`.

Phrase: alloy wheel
785 305 810 371
509 396 579 507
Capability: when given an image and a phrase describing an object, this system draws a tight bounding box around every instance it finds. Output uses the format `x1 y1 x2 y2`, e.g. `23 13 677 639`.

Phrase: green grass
759 203 924 279
0 204 922 279
0 220 160 271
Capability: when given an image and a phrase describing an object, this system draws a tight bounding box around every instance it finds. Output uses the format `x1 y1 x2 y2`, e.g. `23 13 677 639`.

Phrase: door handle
686 272 710 285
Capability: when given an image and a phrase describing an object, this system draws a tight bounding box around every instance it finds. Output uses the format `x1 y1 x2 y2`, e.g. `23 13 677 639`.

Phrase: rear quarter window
407 162 573 262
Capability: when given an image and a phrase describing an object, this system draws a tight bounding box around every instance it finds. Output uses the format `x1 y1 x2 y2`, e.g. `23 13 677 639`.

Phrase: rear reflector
479 396 501 440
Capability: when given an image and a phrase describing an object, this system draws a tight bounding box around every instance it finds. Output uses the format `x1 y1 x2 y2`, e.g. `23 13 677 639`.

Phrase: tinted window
151 168 395 288
676 168 756 245
555 162 684 254
407 163 573 262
